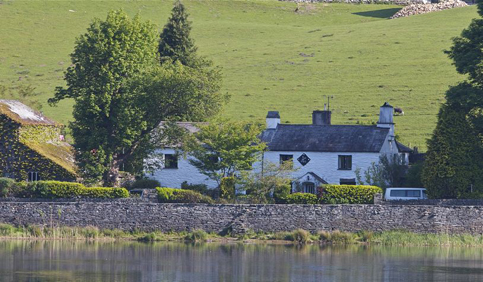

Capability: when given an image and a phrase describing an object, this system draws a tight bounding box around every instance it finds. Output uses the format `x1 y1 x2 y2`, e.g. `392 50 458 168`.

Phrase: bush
0 177 15 197
9 181 28 198
220 177 235 200
288 229 310 244
285 193 318 204
25 181 129 199
129 179 161 190
156 187 214 204
273 183 291 204
185 229 208 242
320 185 382 204
181 181 217 198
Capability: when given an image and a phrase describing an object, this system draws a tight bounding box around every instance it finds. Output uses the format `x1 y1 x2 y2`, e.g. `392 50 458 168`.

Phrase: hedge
156 187 214 204
26 181 129 199
285 193 319 204
320 185 382 204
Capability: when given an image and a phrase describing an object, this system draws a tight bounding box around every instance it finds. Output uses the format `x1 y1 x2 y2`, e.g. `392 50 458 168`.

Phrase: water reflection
0 241 483 281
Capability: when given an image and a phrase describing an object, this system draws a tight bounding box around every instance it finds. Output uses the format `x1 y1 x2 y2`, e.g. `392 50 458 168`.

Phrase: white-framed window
338 155 352 170
28 171 40 182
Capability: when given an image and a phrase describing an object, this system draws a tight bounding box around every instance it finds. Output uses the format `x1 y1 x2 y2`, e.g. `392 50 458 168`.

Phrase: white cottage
147 103 412 192
259 103 411 193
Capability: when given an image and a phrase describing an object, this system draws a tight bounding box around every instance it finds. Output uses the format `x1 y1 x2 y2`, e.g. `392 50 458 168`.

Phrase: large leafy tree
185 120 266 185
49 10 225 186
158 1 200 68
422 104 483 199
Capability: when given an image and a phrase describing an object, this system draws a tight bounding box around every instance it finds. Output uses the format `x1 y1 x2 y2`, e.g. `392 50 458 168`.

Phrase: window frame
279 154 294 168
338 155 352 170
164 154 179 169
28 171 40 182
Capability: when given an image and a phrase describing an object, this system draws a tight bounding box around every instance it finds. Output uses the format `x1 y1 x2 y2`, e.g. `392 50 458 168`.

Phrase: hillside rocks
281 0 433 4
390 0 468 19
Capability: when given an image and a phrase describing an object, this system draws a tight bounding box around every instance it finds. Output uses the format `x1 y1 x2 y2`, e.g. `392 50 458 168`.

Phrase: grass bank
0 1 478 149
2 224 483 247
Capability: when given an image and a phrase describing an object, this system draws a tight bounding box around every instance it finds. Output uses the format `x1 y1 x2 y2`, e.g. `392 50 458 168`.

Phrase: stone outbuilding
0 100 76 182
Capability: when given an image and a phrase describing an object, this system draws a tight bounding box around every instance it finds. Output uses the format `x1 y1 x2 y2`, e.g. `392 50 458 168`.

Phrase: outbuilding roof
0 100 58 126
264 124 389 152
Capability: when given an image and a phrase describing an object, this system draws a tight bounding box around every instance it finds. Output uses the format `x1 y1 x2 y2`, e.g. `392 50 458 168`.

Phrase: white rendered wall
146 149 218 189
261 151 382 184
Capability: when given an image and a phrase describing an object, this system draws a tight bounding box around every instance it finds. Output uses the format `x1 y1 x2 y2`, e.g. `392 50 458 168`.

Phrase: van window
407 190 421 197
390 190 421 197
390 190 406 197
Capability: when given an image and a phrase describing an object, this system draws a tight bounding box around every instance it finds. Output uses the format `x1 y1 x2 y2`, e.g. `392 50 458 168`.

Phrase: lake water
0 241 483 282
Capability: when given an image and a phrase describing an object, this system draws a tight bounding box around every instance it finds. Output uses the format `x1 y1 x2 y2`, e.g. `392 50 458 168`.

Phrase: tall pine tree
158 1 200 68
422 103 483 199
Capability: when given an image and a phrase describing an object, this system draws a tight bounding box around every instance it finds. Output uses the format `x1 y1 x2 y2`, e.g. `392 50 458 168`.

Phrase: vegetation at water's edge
2 224 483 247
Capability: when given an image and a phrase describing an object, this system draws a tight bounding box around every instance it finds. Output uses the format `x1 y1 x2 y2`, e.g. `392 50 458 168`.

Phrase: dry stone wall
390 0 468 18
1 201 483 234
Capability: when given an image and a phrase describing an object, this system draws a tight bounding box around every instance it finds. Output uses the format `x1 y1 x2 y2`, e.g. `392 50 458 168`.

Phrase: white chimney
266 111 280 129
377 102 394 136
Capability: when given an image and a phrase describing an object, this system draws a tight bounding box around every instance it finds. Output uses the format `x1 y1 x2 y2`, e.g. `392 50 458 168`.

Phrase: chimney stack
312 110 331 126
266 111 280 129
377 102 394 136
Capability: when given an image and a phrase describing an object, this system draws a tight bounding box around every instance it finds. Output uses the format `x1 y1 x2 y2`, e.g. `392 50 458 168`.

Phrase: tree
239 161 295 204
422 103 483 199
445 0 483 140
185 120 266 185
49 10 225 186
158 1 200 68
355 154 407 189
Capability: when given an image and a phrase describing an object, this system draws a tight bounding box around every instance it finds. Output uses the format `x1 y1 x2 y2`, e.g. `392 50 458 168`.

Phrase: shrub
288 229 310 244
320 185 382 204
273 183 291 204
25 181 129 199
157 187 214 204
0 177 15 197
220 177 235 200
129 179 161 190
9 181 28 197
185 229 208 242
80 187 130 198
0 224 15 236
285 193 318 204
181 181 217 198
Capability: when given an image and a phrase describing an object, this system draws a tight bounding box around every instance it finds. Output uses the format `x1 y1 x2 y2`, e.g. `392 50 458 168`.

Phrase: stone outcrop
390 0 468 19
1 200 483 234
281 0 433 5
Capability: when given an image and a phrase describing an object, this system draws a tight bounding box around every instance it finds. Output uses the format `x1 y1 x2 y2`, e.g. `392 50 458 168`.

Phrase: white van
384 188 427 200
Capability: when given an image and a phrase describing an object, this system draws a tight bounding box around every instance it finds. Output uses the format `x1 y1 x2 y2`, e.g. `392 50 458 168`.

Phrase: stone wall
1 201 483 234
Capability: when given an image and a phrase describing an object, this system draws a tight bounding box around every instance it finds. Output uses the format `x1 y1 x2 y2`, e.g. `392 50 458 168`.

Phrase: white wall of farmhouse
261 151 382 185
146 148 218 189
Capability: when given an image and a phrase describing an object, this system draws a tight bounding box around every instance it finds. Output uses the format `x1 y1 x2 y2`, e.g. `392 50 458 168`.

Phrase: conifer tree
422 103 483 199
158 1 200 68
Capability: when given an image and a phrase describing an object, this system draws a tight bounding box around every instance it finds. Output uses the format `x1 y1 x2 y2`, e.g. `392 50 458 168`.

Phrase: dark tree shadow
352 8 402 19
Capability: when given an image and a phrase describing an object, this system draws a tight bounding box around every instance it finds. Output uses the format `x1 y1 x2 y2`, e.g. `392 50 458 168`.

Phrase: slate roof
295 172 328 184
266 111 280 118
264 124 390 152
0 100 58 126
396 141 413 153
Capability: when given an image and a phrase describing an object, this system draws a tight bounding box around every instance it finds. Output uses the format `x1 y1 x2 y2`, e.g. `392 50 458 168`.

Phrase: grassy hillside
0 1 478 149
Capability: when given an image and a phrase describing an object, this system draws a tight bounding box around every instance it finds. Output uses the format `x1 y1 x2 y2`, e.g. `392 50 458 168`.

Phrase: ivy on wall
0 115 76 182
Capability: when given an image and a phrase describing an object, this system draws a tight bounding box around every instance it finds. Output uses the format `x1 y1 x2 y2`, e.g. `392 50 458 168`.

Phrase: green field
0 1 478 149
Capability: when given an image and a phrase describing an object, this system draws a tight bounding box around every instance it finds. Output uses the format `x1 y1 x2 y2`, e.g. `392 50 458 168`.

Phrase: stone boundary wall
1 202 483 234
384 199 483 206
